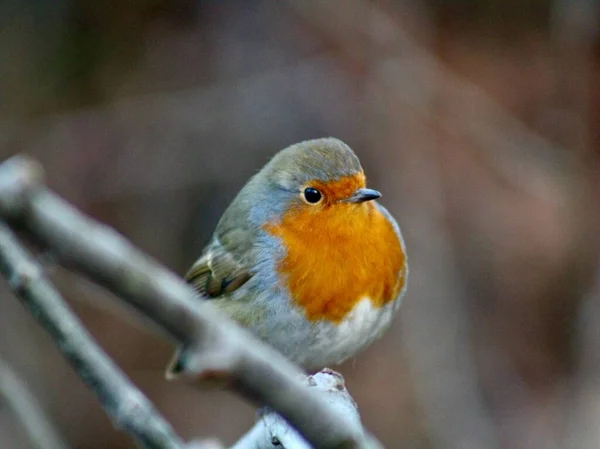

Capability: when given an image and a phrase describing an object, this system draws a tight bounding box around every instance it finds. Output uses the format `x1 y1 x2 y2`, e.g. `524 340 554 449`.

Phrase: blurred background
1 0 600 448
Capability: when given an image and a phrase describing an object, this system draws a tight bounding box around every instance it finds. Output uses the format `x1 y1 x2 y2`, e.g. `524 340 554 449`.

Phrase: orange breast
264 196 407 324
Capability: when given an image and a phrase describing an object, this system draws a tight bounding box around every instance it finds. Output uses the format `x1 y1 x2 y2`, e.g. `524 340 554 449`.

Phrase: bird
170 138 407 373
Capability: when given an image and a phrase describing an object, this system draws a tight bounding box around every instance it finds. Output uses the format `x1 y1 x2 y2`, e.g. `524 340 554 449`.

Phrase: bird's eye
303 187 322 204
271 436 282 446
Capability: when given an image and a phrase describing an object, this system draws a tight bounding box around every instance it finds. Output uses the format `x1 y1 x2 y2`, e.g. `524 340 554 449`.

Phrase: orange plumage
265 172 407 323
174 137 408 373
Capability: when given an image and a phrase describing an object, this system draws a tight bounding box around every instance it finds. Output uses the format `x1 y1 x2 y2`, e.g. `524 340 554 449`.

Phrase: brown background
1 1 600 448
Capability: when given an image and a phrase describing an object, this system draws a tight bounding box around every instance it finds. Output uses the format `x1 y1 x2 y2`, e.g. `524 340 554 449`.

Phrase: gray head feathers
217 137 363 231
262 138 362 191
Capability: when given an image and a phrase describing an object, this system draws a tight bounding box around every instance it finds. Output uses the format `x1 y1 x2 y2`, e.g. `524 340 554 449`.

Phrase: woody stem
0 221 187 449
0 155 383 449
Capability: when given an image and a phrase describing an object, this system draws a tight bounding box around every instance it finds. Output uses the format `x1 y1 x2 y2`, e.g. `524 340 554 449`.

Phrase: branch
232 369 363 449
0 155 382 449
186 440 225 449
0 357 70 449
0 221 187 449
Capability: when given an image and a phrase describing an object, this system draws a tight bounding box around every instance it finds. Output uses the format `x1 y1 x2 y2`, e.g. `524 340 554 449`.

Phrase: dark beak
345 188 382 203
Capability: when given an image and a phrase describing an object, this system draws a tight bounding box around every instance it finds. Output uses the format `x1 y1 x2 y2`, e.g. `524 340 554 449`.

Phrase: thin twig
0 155 382 449
0 221 187 449
0 357 70 449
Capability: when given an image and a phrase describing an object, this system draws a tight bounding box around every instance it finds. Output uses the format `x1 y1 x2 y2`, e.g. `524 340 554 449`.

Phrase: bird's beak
344 188 382 203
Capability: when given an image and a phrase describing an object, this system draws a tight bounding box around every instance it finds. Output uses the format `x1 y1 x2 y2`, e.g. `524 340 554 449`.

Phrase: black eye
303 187 322 204
271 436 282 446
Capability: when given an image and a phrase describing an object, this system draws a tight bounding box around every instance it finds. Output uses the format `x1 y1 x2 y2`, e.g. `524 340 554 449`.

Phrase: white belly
263 296 401 371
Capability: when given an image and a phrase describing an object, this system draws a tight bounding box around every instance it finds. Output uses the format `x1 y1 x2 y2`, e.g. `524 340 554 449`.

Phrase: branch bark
232 369 363 449
0 221 187 449
0 155 382 449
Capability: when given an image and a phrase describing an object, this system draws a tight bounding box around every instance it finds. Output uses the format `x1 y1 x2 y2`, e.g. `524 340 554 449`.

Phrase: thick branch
0 222 187 449
0 156 382 449
232 369 363 449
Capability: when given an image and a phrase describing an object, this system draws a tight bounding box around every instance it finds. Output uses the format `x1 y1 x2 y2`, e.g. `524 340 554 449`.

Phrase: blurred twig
0 155 382 449
0 222 187 449
383 118 501 448
0 357 70 449
287 0 573 198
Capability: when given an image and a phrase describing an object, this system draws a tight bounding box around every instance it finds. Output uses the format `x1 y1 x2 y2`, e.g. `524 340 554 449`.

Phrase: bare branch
0 357 70 449
0 155 383 449
0 221 187 449
186 440 225 449
232 369 363 449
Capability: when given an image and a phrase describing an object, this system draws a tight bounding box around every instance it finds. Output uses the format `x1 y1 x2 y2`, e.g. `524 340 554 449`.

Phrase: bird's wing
168 230 255 378
185 231 253 298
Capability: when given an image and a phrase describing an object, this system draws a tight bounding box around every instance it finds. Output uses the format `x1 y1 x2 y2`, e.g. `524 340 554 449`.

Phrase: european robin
170 138 407 373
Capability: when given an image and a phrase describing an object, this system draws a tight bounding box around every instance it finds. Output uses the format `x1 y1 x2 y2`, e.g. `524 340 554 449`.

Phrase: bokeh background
1 1 600 448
